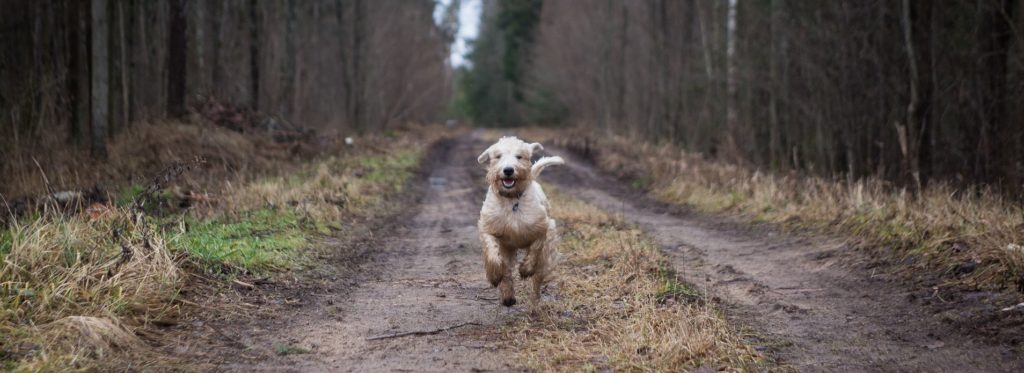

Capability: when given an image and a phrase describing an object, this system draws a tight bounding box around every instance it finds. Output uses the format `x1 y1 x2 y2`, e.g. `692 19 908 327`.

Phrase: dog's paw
487 272 504 287
502 297 517 307
519 265 535 279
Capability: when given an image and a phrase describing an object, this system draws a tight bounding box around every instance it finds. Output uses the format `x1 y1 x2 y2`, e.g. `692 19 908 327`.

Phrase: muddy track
171 133 524 372
545 145 1024 372
224 134 510 371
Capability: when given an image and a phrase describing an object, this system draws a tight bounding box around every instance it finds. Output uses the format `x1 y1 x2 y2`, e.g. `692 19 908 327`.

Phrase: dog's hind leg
528 272 544 309
519 237 544 280
527 219 562 306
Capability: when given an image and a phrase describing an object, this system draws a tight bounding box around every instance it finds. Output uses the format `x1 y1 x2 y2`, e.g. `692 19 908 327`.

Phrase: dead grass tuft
42 316 142 359
538 128 1024 292
504 188 771 371
0 206 181 369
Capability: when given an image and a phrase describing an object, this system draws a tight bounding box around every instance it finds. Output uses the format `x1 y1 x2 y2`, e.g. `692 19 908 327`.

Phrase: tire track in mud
545 146 1024 372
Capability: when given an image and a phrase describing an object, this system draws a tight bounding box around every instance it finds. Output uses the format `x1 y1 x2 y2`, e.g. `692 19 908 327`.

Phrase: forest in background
3 0 1023 194
459 0 1024 193
0 0 455 160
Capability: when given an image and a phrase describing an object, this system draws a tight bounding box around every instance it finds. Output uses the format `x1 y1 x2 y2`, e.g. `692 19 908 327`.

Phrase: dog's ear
477 148 491 164
529 142 544 155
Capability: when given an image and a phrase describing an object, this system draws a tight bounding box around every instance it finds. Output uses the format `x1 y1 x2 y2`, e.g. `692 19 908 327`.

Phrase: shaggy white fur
477 136 564 307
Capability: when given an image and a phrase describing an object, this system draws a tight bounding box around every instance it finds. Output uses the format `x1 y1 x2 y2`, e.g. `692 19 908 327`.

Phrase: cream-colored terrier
477 136 564 307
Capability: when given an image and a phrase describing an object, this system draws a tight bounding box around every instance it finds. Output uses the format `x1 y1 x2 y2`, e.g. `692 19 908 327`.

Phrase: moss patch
169 209 309 273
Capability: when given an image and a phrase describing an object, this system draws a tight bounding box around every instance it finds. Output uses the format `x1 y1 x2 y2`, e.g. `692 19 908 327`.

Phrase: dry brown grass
0 124 451 370
0 121 290 200
0 206 182 371
212 130 433 223
534 128 1024 292
504 188 772 372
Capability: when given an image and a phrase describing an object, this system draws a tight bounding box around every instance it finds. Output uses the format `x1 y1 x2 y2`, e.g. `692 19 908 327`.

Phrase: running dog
477 136 564 307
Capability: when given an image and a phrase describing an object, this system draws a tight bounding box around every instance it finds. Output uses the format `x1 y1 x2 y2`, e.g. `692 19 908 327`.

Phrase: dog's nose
503 167 514 176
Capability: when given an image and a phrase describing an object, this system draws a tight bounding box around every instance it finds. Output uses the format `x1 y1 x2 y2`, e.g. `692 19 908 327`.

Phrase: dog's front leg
482 233 516 306
482 233 505 286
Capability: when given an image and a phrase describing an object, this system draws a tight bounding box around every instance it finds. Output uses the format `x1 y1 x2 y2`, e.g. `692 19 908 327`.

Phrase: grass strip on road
504 188 775 372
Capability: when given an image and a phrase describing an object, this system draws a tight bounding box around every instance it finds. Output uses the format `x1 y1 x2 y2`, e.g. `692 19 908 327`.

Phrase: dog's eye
496 154 502 159
516 155 522 159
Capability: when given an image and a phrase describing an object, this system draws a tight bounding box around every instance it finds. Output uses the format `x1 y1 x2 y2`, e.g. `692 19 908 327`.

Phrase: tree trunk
284 0 297 119
768 0 784 169
350 0 365 130
915 0 933 186
695 1 713 81
335 0 351 129
118 0 129 130
249 0 261 110
70 0 90 145
166 0 188 118
91 0 109 157
617 0 628 134
724 0 740 161
193 0 205 92
975 0 1016 183
133 0 149 121
211 0 227 94
899 0 932 190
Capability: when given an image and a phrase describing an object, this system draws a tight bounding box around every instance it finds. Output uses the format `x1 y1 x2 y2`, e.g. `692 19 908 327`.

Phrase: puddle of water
429 177 448 190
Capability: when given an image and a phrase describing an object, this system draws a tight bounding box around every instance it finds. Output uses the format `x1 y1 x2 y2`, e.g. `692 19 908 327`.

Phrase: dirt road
545 144 1024 372
182 131 1022 372
178 135 517 371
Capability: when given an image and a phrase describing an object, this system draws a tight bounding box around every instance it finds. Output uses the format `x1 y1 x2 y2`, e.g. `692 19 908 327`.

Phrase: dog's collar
512 191 525 212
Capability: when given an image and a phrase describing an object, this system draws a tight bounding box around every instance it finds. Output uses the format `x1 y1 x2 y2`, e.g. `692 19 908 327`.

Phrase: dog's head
478 136 544 198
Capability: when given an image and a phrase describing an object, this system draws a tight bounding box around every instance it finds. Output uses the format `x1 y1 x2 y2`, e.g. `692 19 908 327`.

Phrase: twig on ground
365 322 481 341
207 324 249 349
362 143 389 154
232 279 255 289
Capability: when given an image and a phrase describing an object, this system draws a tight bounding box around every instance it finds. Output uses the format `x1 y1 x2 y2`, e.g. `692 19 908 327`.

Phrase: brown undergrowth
504 188 773 372
527 127 1024 294
0 122 449 370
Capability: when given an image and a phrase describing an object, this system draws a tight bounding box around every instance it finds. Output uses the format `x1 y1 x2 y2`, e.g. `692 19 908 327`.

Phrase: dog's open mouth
501 177 516 189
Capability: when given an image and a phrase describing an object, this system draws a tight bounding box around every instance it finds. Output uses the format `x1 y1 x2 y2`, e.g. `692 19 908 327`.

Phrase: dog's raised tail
531 156 565 179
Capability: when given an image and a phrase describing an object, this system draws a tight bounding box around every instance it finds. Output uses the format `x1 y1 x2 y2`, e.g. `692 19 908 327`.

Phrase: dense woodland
460 0 1024 193
2 0 1023 194
0 0 455 158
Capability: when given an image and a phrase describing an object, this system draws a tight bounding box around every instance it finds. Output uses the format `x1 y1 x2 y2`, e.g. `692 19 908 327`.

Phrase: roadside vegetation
504 188 773 371
0 122 441 371
543 129 1024 294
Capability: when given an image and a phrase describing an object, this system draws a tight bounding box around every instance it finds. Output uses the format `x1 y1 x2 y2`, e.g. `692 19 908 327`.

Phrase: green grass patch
169 208 308 273
655 274 701 302
629 177 651 190
358 150 418 187
115 184 146 207
0 230 11 258
274 343 311 355
169 149 424 274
